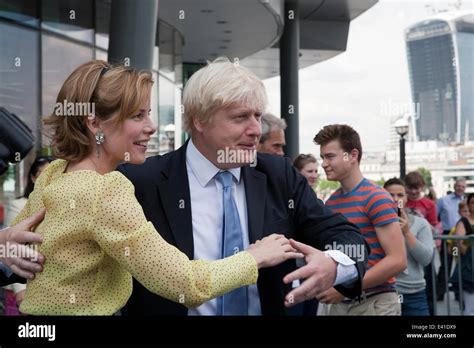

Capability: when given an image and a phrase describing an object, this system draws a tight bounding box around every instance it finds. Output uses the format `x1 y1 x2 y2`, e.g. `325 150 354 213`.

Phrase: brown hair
313 124 362 162
43 60 153 162
383 177 405 189
293 154 317 171
459 201 467 211
405 171 425 188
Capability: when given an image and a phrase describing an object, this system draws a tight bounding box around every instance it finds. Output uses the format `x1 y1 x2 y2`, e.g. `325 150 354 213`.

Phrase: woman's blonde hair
182 57 267 134
44 60 153 162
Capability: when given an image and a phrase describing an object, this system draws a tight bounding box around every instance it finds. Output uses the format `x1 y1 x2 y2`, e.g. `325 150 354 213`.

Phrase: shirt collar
186 138 241 187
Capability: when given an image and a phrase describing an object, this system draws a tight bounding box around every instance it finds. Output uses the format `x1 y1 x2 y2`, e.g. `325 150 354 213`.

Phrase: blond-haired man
119 57 368 316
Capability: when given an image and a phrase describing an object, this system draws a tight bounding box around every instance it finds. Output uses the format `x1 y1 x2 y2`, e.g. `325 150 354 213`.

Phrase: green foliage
316 179 340 201
318 179 340 191
416 167 432 187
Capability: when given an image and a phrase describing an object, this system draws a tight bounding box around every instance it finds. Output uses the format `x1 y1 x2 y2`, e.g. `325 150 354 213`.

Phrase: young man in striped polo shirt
314 124 407 315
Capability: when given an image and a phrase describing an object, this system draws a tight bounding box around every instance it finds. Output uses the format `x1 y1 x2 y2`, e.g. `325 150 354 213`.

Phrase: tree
416 167 432 187
316 179 340 201
373 178 385 187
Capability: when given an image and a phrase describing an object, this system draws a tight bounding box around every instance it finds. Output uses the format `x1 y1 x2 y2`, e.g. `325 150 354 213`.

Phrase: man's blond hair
182 57 267 134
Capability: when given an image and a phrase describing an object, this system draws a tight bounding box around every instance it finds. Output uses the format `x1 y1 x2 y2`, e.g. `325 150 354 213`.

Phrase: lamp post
395 118 410 180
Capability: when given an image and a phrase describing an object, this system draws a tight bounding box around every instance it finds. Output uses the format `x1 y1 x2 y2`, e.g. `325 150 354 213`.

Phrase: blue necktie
215 171 248 315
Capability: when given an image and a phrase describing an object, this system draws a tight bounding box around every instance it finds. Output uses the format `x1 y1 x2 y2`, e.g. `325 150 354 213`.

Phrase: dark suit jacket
0 271 24 287
118 141 368 316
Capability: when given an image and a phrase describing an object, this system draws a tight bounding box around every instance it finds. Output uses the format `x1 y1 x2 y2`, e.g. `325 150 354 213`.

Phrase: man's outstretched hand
0 209 45 279
283 239 337 307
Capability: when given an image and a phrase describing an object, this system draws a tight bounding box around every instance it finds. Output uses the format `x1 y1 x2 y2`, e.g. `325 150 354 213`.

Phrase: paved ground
434 290 462 316
431 249 465 316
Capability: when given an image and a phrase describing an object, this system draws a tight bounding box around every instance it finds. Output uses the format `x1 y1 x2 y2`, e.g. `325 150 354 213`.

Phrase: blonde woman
293 154 318 188
10 60 301 315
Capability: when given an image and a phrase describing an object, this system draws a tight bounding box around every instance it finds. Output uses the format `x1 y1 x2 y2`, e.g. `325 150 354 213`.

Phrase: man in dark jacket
119 57 368 316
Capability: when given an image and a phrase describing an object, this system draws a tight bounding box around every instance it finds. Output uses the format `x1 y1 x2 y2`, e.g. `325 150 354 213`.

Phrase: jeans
401 290 430 316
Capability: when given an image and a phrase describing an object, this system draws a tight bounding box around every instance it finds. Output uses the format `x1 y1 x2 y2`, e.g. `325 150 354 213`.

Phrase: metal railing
431 234 474 316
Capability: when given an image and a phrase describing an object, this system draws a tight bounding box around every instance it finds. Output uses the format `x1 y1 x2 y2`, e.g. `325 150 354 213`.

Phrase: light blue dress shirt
437 193 464 231
185 139 358 315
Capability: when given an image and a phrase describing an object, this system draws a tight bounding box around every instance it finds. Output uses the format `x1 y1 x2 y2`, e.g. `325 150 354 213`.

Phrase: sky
262 0 473 156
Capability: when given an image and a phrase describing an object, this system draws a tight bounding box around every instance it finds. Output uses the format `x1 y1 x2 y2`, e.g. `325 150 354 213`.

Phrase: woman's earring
95 130 105 158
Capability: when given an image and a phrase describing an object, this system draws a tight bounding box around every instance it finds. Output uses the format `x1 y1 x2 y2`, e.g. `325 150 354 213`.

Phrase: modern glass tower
405 12 474 143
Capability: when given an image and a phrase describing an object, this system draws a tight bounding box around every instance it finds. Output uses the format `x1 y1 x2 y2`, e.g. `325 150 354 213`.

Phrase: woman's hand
248 234 303 269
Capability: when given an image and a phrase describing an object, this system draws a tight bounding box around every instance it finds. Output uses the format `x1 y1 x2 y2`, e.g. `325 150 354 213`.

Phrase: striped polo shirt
326 178 399 292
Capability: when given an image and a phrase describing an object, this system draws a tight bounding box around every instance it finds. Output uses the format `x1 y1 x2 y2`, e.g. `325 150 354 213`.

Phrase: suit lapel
157 142 194 259
242 165 267 243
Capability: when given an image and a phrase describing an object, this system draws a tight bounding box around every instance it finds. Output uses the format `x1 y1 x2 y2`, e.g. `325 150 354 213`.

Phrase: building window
158 75 175 154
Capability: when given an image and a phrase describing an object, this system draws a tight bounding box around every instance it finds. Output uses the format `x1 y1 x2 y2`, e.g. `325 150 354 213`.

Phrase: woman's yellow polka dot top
11 159 258 315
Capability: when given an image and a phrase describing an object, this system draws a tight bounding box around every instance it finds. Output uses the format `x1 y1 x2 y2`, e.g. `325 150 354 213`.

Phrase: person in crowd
447 201 470 255
450 193 474 315
313 124 406 315
404 171 439 315
447 201 470 302
405 171 439 229
256 113 286 156
384 178 434 316
293 154 318 189
459 201 470 219
436 178 466 301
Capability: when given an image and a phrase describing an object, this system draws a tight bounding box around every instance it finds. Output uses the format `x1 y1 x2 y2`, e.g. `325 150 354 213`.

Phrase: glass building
405 12 474 143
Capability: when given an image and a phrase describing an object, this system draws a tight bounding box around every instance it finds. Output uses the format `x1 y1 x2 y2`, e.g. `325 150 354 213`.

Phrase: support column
108 0 158 70
280 0 299 160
